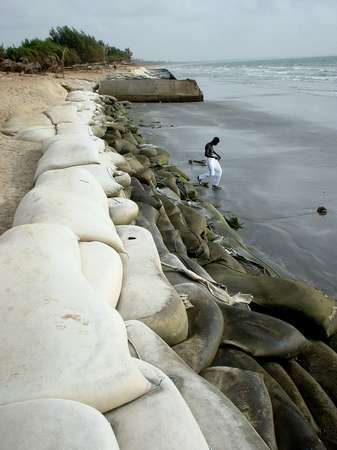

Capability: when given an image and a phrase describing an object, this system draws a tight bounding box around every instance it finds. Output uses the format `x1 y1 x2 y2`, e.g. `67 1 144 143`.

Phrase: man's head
212 137 220 145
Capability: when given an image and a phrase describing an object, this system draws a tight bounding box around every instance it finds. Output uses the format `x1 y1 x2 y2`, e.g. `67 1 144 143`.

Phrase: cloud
1 0 337 60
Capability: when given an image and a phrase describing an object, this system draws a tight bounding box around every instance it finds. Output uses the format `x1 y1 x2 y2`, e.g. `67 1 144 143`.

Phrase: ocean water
131 56 337 297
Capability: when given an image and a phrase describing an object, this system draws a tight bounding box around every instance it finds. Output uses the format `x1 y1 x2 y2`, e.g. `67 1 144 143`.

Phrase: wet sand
130 100 337 297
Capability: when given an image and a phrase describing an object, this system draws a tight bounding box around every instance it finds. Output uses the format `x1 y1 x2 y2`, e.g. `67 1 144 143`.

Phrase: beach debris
317 206 327 215
188 159 207 166
227 216 243 230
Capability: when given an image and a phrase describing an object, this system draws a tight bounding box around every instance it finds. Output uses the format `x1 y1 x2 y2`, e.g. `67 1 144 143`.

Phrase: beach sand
0 73 68 235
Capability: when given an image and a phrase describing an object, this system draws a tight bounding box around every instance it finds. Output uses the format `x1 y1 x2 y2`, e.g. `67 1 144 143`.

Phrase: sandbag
75 165 124 197
262 362 318 432
16 126 56 142
105 360 209 450
46 104 82 124
287 360 337 450
298 341 337 405
131 178 162 209
199 241 246 273
14 167 125 253
1 112 52 135
0 224 151 411
205 266 337 337
213 347 325 450
41 135 104 156
202 366 277 450
149 148 170 166
173 283 224 373
99 151 127 169
80 241 123 307
216 302 308 359
136 167 156 186
138 144 158 158
67 90 100 102
126 320 270 450
136 202 168 257
113 171 131 188
0 399 120 450
108 198 139 225
117 226 188 345
56 122 93 136
34 138 100 180
157 206 187 256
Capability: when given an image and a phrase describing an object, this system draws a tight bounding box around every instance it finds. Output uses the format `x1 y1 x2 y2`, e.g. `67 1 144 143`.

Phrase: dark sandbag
215 302 308 358
135 154 151 169
136 167 156 187
176 180 198 201
164 165 189 181
156 206 187 256
121 154 144 175
160 198 209 258
173 283 224 373
179 204 208 238
204 266 337 337
213 347 325 450
298 341 337 406
287 360 337 450
138 146 158 158
202 366 277 450
198 201 278 275
156 170 180 197
199 241 247 273
115 139 139 154
126 321 270 450
136 202 168 257
149 148 170 166
130 178 162 209
262 362 318 432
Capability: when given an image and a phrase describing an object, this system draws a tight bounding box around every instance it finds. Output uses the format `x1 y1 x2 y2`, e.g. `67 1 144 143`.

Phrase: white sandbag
116 225 188 345
99 151 127 169
56 122 93 136
91 124 107 138
34 139 100 180
41 134 105 154
67 90 100 102
108 198 139 225
1 112 52 135
114 170 132 188
126 320 270 450
46 104 82 124
0 224 151 411
16 126 56 142
106 360 209 450
80 241 123 307
0 399 120 450
75 164 123 197
14 167 125 253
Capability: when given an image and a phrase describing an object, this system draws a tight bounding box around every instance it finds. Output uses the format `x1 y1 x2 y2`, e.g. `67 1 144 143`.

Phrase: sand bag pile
105 107 337 449
3 78 337 449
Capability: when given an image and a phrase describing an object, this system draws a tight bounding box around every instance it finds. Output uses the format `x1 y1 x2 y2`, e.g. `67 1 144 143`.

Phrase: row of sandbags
125 145 337 449
0 86 233 450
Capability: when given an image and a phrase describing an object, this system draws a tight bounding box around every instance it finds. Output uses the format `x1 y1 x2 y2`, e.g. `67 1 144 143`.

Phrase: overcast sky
1 0 337 61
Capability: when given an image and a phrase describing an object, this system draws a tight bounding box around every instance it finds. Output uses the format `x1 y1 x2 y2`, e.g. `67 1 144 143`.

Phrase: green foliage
2 26 132 70
0 44 5 60
49 26 131 63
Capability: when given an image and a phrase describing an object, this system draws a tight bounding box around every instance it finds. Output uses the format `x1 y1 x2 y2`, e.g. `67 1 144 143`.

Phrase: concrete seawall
99 79 203 102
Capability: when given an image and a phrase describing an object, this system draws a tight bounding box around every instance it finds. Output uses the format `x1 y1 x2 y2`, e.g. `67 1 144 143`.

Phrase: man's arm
214 150 221 160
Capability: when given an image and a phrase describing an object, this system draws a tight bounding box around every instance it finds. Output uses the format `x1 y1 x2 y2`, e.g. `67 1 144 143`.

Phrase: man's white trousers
199 158 222 186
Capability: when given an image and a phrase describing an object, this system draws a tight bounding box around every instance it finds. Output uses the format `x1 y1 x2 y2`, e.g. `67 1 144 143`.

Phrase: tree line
0 26 132 70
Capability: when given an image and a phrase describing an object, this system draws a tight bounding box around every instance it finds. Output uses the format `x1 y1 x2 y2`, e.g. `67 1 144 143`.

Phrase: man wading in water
197 137 222 190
